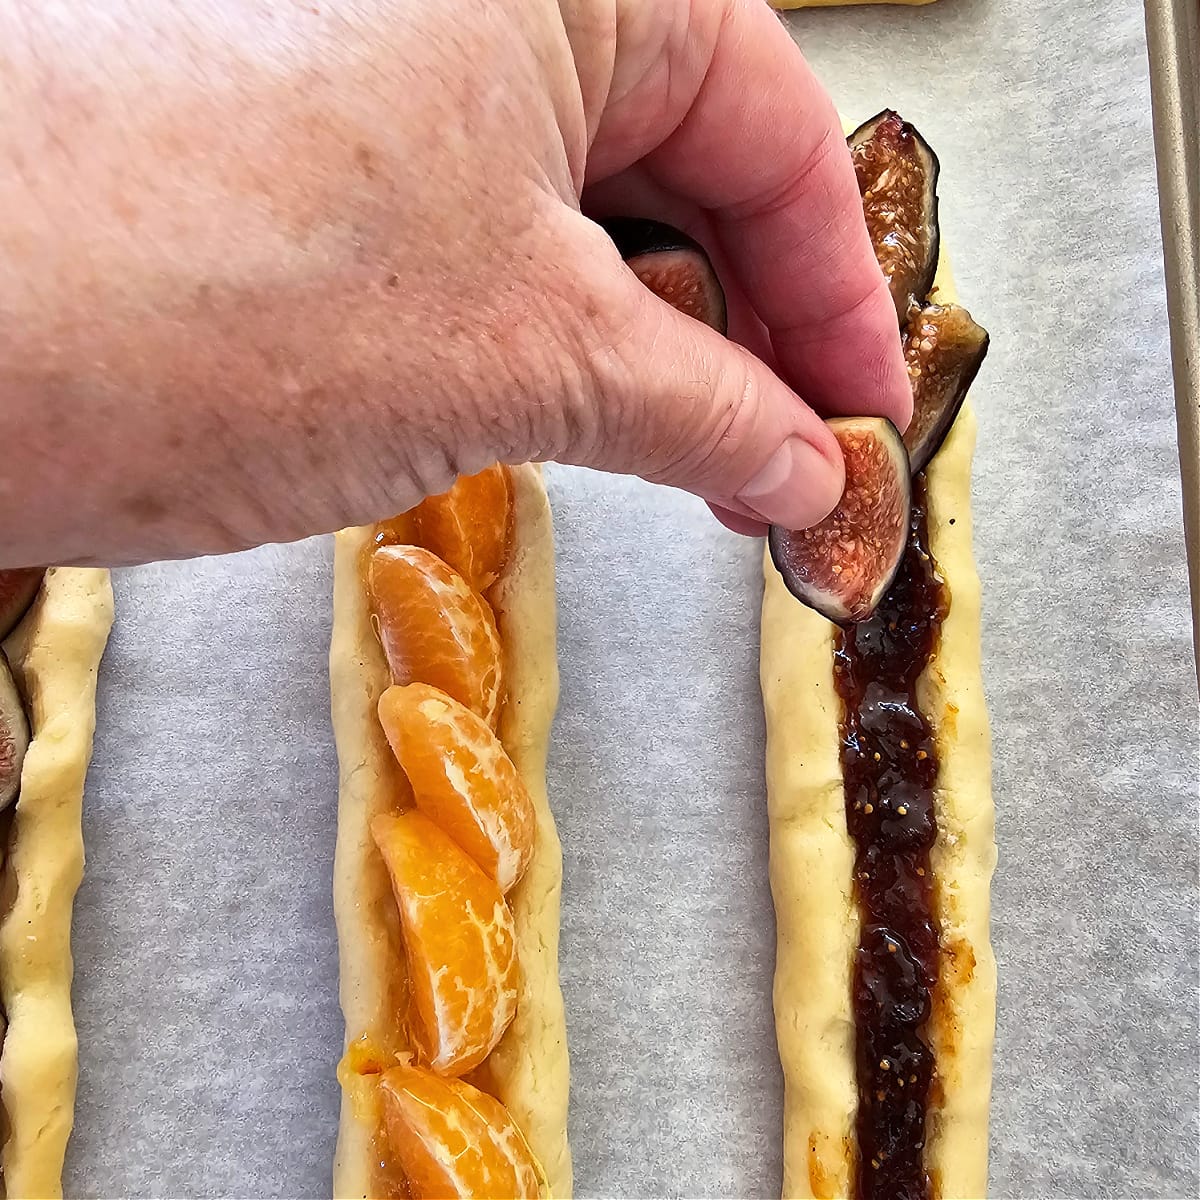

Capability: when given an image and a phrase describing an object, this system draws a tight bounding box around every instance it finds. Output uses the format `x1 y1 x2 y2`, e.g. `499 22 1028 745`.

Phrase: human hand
0 0 908 567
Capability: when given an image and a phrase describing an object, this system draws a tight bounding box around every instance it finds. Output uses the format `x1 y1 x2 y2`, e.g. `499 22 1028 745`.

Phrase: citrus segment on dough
371 810 519 1077
411 465 514 593
368 545 504 727
378 683 535 893
373 511 419 548
379 1062 544 1200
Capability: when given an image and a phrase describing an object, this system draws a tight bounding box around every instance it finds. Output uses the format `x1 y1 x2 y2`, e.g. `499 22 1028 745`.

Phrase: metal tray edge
1145 0 1200 684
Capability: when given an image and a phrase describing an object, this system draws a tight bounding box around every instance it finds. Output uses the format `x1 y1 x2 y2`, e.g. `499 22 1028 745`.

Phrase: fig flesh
850 111 940 320
769 417 912 624
903 302 990 472
601 217 728 334
0 569 43 640
1 651 29 810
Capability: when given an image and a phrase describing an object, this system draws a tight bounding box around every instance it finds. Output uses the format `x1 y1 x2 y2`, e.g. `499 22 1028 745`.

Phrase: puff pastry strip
330 464 570 1199
0 568 114 1198
762 208 995 1198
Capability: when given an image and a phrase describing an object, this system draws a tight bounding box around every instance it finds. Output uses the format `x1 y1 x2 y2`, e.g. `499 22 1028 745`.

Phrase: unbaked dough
0 568 114 1199
761 254 996 1196
329 465 571 1199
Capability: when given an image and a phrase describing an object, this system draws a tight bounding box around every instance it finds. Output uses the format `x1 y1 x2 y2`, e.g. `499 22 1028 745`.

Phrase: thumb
558 225 845 531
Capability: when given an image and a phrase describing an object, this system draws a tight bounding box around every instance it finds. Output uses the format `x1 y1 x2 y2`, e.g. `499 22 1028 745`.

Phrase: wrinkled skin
0 1 909 567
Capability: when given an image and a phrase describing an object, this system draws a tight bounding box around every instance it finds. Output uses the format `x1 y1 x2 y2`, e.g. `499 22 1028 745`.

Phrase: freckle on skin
111 192 140 227
354 143 376 180
294 389 327 439
125 492 169 524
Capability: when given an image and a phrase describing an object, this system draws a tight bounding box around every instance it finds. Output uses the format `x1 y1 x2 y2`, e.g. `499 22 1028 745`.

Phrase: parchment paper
65 0 1199 1196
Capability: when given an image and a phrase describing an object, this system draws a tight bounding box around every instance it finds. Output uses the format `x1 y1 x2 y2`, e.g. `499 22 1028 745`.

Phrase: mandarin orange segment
373 511 419 548
378 683 535 894
411 466 514 593
380 1063 544 1200
368 546 504 728
371 810 519 1076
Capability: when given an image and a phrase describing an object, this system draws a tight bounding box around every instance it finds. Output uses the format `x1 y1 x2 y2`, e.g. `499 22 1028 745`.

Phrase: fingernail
735 437 844 529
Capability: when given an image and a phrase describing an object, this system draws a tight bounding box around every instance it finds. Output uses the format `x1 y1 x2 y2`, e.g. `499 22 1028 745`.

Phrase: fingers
708 503 769 537
540 215 844 531
594 0 911 428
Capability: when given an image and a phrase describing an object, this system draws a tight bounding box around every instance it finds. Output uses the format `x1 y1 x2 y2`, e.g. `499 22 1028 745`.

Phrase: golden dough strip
917 270 996 1200
330 464 571 1199
0 568 114 1198
762 252 996 1199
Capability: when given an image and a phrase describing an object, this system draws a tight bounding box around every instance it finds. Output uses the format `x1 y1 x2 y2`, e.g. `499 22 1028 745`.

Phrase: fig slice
769 417 912 624
0 569 43 641
1 651 29 810
849 111 940 320
601 217 728 335
903 301 990 472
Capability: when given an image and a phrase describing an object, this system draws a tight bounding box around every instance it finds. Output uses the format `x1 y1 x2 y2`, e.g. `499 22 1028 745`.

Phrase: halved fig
769 417 912 624
903 302 990 472
601 217 728 335
1 651 29 810
0 569 43 641
849 111 940 319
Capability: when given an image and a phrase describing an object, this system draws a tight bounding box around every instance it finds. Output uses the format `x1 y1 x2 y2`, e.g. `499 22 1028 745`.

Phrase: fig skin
0 568 43 641
849 111 941 321
850 111 990 473
769 417 913 625
600 217 728 335
1 651 29 810
903 302 990 472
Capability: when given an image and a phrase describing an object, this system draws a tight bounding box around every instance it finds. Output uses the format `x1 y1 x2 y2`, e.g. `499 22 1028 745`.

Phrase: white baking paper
66 1 1198 1196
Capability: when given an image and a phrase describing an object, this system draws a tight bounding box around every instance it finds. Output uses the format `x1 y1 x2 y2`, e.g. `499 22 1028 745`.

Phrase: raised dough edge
921 274 997 1200
472 466 572 1197
761 568 855 1200
330 514 409 1200
0 567 114 1199
329 464 571 1199
762 240 996 1197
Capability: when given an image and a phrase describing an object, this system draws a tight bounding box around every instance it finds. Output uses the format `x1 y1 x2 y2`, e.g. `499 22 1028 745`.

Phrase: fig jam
833 478 947 1200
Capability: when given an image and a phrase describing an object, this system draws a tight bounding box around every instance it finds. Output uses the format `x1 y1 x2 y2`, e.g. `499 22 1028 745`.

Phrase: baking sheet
1145 0 1200 675
65 0 1198 1196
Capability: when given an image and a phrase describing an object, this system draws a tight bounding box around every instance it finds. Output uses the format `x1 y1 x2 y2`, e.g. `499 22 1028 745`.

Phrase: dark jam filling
833 478 947 1200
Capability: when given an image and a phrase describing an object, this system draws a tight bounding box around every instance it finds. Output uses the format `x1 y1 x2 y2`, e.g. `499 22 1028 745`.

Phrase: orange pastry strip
348 465 544 1198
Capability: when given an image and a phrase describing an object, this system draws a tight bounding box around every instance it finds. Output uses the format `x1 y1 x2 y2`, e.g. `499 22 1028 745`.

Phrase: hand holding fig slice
769 417 912 624
903 301 990 472
600 217 728 335
850 111 940 320
1 651 30 810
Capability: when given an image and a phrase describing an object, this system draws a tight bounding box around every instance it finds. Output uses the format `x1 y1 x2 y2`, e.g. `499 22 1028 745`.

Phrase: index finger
640 2 911 427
